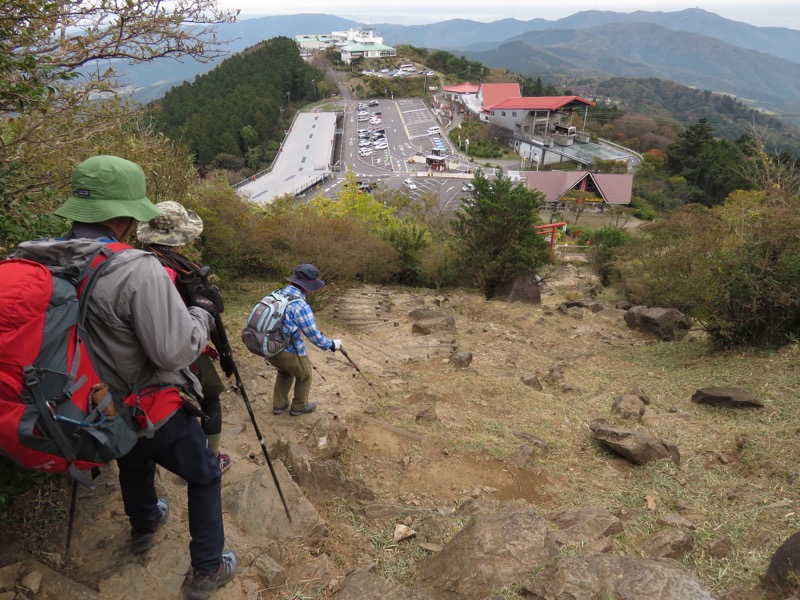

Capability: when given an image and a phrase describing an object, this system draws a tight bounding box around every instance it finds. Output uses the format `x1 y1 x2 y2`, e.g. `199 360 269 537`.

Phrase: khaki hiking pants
266 351 312 412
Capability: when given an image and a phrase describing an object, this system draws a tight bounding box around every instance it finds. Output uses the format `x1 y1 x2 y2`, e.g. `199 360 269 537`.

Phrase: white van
427 126 440 135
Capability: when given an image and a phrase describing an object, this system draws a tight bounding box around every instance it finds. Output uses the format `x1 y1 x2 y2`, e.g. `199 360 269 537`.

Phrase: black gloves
219 353 235 378
191 284 224 316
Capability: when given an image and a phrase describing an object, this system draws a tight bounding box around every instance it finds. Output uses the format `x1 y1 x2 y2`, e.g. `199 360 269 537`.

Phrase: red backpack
0 242 138 487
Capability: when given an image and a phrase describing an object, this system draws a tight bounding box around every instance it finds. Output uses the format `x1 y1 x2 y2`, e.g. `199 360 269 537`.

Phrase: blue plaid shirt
278 285 333 356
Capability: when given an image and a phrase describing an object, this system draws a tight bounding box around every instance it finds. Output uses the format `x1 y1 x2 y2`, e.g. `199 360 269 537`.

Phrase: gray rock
763 530 800 597
415 508 556 600
338 569 433 600
250 550 287 588
691 387 764 409
612 393 646 421
520 553 717 599
624 306 691 341
521 374 544 390
449 352 473 368
304 415 349 459
0 560 104 600
222 459 323 538
546 507 623 548
589 420 681 465
641 527 695 560
490 274 542 305
275 439 375 502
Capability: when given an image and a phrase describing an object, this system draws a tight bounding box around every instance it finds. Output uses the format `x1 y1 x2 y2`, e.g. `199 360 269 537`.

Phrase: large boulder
415 508 556 600
762 530 800 598
222 459 322 538
624 306 691 341
589 420 680 465
490 274 542 305
520 553 718 599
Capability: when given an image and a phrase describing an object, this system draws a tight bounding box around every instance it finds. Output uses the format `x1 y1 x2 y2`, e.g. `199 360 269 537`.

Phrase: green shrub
587 226 632 285
616 191 800 347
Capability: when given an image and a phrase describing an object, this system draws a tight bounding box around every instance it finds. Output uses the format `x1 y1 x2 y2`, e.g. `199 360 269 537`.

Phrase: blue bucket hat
287 264 325 292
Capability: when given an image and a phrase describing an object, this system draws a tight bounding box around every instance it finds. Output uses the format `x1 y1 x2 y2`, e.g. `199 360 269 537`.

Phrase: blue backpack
241 291 302 358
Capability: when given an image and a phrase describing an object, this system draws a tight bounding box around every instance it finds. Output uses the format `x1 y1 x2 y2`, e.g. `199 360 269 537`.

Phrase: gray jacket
14 236 214 399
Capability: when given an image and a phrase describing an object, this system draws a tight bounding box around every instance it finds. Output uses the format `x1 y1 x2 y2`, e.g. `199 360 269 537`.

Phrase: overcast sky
223 1 800 31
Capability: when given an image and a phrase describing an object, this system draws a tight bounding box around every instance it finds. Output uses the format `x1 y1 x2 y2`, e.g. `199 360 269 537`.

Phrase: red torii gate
535 221 567 263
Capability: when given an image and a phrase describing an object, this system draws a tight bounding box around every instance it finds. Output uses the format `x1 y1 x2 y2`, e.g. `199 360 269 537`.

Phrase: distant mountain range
118 9 800 117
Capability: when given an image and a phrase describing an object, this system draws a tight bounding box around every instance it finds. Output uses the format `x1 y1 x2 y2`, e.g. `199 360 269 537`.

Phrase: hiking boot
130 497 169 554
272 406 287 415
187 550 238 600
290 402 317 416
216 452 231 474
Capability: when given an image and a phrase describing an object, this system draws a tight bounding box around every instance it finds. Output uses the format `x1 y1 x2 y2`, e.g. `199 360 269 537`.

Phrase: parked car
358 115 369 122
359 148 372 157
462 182 475 192
403 179 417 190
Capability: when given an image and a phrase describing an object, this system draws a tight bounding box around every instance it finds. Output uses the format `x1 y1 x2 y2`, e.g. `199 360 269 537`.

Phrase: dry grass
322 272 800 597
4 268 800 599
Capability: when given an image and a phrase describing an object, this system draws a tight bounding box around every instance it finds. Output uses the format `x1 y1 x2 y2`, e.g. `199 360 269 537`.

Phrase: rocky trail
1 262 797 600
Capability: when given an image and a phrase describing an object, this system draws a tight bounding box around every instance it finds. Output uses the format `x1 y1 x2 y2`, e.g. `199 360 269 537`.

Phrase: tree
1 0 236 200
450 169 548 298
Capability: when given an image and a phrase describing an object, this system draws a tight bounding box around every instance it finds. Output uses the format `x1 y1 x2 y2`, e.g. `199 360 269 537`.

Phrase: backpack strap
23 365 96 488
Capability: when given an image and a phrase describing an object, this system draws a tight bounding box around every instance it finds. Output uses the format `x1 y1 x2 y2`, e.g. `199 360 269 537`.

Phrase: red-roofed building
477 83 521 118
489 96 595 141
522 171 632 210
442 82 522 121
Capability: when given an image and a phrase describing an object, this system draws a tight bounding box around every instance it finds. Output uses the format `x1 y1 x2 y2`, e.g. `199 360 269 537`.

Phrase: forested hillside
462 22 800 118
153 36 326 172
590 78 800 155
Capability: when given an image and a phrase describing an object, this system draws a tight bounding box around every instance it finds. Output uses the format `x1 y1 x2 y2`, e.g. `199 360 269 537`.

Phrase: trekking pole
339 348 383 400
310 359 327 383
65 479 79 556
214 313 292 522
197 270 292 522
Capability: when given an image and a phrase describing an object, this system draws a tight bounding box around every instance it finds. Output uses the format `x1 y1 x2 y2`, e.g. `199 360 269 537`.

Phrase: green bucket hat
55 155 161 223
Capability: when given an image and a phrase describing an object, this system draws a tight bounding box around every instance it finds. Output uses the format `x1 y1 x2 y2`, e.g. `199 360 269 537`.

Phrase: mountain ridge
116 10 800 122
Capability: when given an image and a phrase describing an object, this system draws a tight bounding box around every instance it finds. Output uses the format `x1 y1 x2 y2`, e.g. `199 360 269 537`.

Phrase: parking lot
308 96 474 212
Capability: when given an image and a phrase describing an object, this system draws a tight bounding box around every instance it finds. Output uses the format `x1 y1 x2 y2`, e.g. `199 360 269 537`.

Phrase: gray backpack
241 291 302 358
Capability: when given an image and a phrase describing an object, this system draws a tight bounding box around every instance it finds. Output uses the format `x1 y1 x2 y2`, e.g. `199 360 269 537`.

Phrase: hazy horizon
224 3 800 31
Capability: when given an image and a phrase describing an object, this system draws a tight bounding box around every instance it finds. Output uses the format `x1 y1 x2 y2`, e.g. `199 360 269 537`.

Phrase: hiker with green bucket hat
13 155 237 599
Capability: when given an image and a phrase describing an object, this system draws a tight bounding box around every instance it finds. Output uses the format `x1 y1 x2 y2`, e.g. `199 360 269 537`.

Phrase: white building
295 26 396 64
